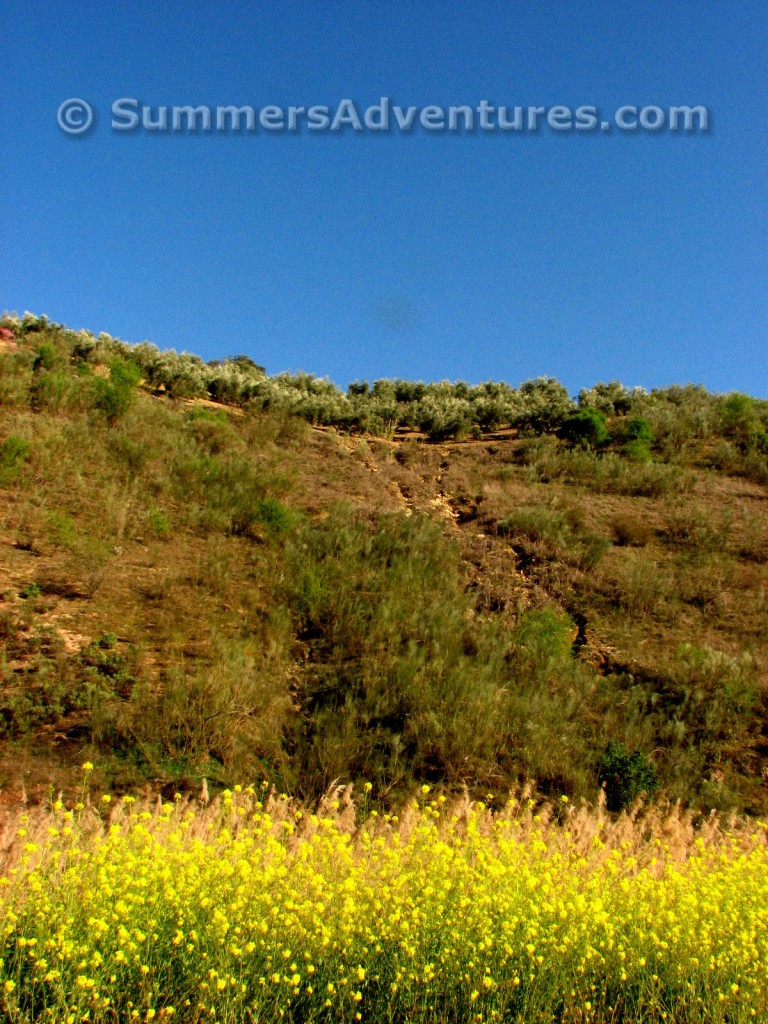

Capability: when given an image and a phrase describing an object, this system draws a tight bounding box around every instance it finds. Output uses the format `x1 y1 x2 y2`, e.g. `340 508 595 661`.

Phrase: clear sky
1 1 766 396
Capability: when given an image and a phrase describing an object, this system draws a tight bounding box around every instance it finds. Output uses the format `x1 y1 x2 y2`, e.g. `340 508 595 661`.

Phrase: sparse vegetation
0 312 765 820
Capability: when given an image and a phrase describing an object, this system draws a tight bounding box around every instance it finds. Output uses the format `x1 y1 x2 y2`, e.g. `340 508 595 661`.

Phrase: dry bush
612 514 653 547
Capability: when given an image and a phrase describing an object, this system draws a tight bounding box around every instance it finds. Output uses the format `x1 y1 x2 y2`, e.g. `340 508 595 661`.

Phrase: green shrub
510 607 575 671
558 408 609 449
621 438 652 462
46 511 77 549
619 418 654 462
720 393 767 450
734 508 768 563
147 505 170 536
78 634 137 703
91 358 141 422
31 342 63 374
623 645 761 807
0 657 68 735
184 407 235 453
255 496 296 534
0 434 30 485
598 741 659 811
108 433 148 476
625 417 654 444
710 440 768 485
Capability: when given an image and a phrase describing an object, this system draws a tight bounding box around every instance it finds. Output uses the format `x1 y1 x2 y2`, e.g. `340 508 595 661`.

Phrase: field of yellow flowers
1 772 767 1023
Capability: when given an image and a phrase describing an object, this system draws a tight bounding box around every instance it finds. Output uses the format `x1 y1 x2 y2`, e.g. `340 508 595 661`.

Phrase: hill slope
0 314 766 813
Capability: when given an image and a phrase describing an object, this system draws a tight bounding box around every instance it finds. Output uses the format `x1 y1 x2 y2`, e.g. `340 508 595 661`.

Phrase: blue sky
2 1 766 396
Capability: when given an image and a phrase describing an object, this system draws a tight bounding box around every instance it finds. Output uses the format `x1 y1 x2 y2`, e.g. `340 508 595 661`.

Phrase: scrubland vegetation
0 313 766 812
1 312 767 1019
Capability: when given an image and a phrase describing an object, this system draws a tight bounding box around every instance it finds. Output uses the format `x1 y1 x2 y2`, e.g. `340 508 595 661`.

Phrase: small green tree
721 393 768 451
92 358 141 422
32 342 61 373
625 417 654 443
598 741 659 811
622 417 654 461
559 408 609 449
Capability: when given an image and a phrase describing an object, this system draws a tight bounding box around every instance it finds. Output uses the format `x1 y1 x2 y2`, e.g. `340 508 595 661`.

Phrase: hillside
0 313 766 814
